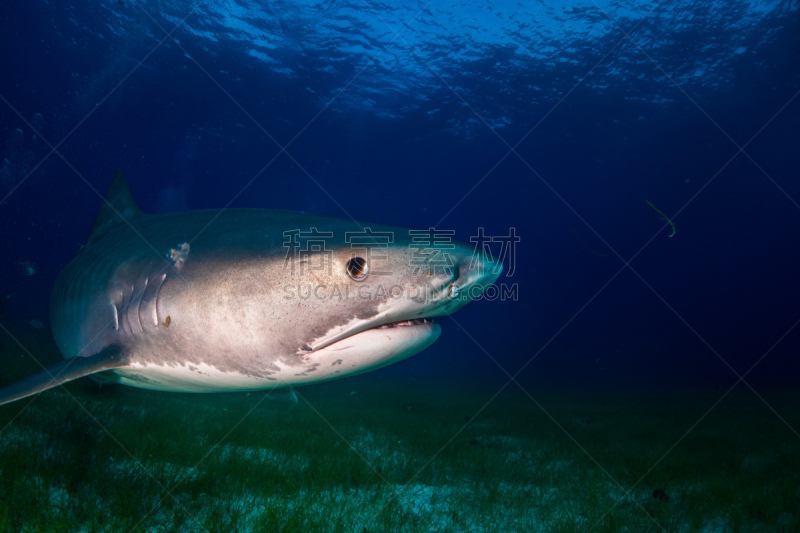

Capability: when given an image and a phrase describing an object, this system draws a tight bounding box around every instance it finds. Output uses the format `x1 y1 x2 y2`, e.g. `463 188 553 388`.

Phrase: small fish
17 261 35 276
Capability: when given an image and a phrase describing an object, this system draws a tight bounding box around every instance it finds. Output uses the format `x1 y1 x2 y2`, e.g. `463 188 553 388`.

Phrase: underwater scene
1 0 799 531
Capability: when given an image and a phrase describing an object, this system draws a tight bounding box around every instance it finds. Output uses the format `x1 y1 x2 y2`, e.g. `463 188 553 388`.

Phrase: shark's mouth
309 316 437 352
375 318 434 329
301 316 442 380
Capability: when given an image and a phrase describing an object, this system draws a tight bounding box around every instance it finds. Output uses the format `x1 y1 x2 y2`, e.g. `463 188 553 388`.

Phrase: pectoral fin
0 346 127 407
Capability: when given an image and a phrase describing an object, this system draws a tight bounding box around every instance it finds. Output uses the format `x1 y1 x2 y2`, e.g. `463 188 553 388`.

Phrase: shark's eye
346 256 369 281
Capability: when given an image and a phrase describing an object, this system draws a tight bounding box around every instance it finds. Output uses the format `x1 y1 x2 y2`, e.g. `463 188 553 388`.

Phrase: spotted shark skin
0 170 501 405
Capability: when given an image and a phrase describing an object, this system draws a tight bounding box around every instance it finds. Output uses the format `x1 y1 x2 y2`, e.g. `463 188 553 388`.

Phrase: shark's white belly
107 323 441 392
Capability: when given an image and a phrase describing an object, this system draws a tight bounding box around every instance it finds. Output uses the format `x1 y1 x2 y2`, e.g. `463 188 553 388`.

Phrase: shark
0 170 501 406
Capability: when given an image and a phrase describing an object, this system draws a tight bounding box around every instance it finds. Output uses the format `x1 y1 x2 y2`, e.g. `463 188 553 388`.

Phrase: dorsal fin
86 169 143 246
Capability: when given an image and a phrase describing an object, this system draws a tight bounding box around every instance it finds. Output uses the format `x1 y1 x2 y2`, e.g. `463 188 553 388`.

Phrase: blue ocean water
1 0 798 393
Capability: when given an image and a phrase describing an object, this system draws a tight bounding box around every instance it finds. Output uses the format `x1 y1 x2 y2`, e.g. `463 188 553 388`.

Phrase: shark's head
130 213 504 389
268 223 503 381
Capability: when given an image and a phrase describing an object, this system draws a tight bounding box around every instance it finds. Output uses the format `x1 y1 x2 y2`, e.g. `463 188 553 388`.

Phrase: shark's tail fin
0 346 126 407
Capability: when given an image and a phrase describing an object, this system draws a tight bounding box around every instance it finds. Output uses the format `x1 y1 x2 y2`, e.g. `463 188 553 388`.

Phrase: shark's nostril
449 281 460 298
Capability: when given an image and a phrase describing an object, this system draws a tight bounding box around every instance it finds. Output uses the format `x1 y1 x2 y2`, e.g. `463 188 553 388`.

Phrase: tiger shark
0 170 501 406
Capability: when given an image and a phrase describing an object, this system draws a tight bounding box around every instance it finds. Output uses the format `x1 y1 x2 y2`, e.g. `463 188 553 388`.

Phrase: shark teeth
377 318 433 329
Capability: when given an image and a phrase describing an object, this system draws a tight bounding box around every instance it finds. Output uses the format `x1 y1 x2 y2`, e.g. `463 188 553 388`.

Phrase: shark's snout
298 237 502 360
429 242 503 308
453 247 503 298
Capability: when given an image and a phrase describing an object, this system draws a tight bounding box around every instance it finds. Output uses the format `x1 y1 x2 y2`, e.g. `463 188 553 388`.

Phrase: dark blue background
1 0 798 390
